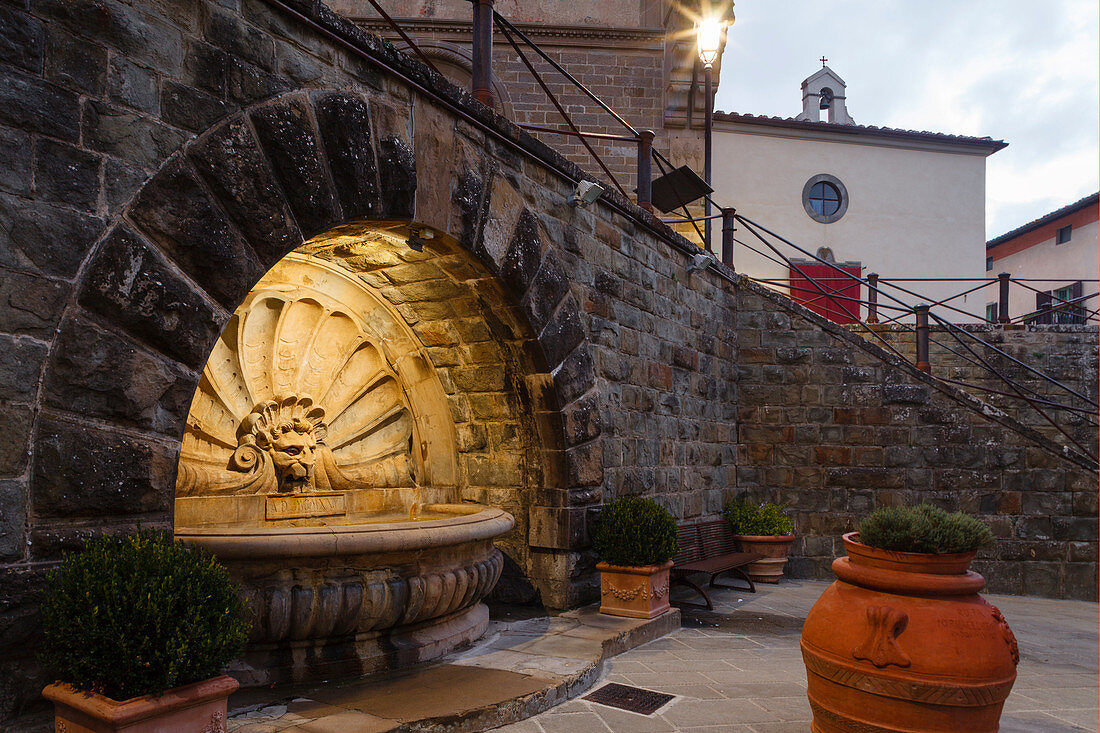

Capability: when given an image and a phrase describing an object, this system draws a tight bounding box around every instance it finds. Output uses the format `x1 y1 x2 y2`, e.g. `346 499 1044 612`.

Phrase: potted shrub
724 498 796 583
39 530 250 733
591 496 679 618
801 504 1017 732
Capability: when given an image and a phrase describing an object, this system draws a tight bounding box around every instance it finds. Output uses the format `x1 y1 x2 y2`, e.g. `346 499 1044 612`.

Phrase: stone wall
0 0 1094 726
851 323 1099 454
737 290 1098 600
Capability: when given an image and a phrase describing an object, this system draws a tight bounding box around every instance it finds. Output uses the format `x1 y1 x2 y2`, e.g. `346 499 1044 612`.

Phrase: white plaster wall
990 217 1100 321
710 127 991 320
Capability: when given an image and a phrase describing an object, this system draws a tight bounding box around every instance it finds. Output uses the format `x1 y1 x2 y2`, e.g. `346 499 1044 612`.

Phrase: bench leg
710 567 756 594
671 576 714 610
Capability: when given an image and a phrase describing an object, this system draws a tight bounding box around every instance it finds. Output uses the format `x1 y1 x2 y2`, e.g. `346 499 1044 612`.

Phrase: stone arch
35 88 599 605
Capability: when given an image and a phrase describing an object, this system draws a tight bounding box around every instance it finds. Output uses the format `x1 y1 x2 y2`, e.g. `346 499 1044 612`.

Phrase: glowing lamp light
697 17 722 67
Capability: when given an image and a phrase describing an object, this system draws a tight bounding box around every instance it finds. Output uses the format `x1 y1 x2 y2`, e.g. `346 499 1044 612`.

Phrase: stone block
528 506 587 550
107 54 158 114
0 126 32 197
0 66 80 142
1064 562 1098 600
251 97 341 237
0 403 32 477
160 80 229 132
0 193 102 278
538 297 585 368
203 5 275 71
82 99 187 171
553 345 594 407
464 452 524 486
377 136 416 220
42 314 198 434
78 226 227 369
1052 517 1097 543
0 335 47 401
45 24 107 96
452 365 506 392
882 383 930 404
0 271 67 338
188 117 302 266
33 139 101 211
562 392 601 447
31 417 176 518
312 92 381 220
181 39 228 96
129 158 263 308
499 209 543 297
0 479 25 561
227 56 291 105
0 6 45 74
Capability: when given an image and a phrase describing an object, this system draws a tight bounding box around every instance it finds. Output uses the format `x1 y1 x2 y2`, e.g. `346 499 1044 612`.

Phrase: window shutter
1072 281 1084 324
1035 291 1053 324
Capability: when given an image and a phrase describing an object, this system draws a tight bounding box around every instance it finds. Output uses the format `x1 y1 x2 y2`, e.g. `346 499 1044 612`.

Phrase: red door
788 264 862 324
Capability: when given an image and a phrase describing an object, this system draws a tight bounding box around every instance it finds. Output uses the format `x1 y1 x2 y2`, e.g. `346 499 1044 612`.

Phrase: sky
713 0 1100 239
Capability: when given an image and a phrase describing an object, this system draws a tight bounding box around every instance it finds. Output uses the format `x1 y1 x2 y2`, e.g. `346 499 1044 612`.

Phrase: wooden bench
671 519 761 610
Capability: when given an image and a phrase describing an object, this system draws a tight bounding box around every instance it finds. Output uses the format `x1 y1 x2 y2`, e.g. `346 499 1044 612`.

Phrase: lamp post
697 18 721 252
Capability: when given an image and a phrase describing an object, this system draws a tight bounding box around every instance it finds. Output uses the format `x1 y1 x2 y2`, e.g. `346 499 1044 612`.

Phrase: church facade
709 66 1007 321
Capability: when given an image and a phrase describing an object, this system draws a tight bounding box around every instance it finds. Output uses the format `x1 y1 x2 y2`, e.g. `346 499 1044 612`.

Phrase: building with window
709 66 1007 321
985 193 1099 324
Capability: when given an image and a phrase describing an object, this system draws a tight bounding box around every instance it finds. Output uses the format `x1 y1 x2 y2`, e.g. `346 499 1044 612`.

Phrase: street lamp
697 17 722 251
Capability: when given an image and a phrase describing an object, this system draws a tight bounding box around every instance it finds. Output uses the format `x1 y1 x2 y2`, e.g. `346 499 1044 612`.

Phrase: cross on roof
820 56 828 68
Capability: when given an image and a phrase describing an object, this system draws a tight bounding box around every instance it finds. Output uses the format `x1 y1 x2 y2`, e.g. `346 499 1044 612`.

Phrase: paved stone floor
495 580 1099 733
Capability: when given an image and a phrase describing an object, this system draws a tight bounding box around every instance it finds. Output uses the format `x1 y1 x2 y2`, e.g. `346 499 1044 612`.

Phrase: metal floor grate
584 682 675 715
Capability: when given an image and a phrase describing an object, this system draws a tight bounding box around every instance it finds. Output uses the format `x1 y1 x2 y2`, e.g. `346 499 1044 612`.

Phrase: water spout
409 503 422 521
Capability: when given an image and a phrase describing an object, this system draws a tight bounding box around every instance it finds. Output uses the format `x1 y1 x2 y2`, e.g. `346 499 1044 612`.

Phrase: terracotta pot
43 674 239 733
800 532 1018 733
735 534 795 583
597 560 673 619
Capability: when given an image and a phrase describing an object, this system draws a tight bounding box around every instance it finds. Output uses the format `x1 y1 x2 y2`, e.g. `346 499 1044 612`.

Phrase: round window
802 174 848 223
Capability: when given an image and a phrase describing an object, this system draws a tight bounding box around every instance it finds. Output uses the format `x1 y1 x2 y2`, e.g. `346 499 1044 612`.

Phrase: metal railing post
915 304 930 372
721 207 736 266
866 272 879 324
472 0 495 107
636 130 654 212
997 272 1010 323
703 63 713 251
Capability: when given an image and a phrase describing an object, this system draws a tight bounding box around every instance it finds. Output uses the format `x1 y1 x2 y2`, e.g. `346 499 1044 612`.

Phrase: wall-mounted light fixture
407 226 434 252
571 179 606 208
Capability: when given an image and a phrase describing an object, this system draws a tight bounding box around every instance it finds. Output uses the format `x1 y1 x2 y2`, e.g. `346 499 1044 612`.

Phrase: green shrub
39 530 250 700
724 498 795 536
858 504 994 554
591 497 679 566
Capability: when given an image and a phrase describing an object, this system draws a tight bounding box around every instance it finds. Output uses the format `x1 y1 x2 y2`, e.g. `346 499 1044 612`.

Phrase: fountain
175 243 514 686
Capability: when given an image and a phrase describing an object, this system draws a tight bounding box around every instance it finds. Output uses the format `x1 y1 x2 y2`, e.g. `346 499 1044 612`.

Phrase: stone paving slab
227 604 680 732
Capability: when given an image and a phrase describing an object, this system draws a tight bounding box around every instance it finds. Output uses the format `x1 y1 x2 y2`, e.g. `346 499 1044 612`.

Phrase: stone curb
227 604 681 732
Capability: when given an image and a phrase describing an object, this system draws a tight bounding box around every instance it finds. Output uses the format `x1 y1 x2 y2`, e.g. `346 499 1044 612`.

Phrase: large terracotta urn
800 532 1018 733
597 560 673 619
735 534 795 583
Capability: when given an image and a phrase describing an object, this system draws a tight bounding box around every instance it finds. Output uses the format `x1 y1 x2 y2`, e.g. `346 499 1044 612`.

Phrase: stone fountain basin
176 504 514 687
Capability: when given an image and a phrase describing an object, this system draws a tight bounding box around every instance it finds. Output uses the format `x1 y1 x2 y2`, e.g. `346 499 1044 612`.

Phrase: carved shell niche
178 253 457 497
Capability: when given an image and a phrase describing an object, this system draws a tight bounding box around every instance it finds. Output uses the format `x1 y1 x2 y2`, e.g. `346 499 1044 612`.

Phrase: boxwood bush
591 497 679 566
724 498 795 536
858 504 993 554
38 530 250 700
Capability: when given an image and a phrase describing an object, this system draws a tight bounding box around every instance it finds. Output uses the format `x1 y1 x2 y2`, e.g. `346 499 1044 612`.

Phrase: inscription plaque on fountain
266 492 347 520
